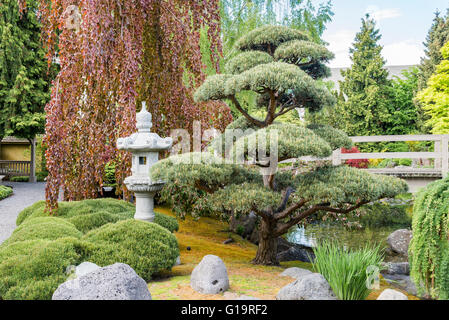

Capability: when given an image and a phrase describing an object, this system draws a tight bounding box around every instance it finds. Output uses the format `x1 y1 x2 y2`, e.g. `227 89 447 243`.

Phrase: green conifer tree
416 10 449 132
339 14 392 138
0 0 54 182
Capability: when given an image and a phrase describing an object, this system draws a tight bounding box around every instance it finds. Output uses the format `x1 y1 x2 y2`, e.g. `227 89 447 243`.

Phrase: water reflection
286 223 394 251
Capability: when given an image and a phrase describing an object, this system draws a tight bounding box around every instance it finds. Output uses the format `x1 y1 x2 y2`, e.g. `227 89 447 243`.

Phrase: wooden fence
0 160 31 176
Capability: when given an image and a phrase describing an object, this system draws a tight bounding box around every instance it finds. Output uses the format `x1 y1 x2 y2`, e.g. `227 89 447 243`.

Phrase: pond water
286 224 406 262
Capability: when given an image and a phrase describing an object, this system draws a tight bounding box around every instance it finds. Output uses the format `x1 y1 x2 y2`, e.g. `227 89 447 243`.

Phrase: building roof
1 136 29 144
326 65 417 91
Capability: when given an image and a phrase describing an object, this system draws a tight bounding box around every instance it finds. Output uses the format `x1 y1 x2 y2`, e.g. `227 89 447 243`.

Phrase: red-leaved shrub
341 147 369 169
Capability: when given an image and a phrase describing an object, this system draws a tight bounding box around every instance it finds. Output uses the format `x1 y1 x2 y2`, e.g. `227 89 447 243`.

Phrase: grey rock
75 262 100 278
381 262 410 275
382 274 417 296
276 237 315 263
190 255 229 294
230 212 258 240
175 256 181 266
52 263 152 300
377 289 408 300
387 229 412 256
276 273 337 300
280 267 313 280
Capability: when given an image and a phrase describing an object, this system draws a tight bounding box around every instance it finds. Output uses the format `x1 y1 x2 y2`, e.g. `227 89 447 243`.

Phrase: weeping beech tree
152 25 408 265
20 0 232 212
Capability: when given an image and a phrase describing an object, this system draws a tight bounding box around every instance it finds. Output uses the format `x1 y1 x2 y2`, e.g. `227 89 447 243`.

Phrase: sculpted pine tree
153 25 408 265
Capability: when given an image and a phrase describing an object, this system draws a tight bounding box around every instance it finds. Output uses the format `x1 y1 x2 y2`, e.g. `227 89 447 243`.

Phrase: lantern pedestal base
134 192 156 223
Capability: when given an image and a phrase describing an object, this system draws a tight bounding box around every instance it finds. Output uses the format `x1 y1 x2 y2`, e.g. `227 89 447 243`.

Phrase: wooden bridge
282 134 449 193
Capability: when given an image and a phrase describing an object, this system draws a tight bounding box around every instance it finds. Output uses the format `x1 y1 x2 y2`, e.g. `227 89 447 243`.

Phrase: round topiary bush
83 220 179 281
4 217 83 245
409 177 449 299
16 198 135 225
154 211 179 233
0 238 82 300
67 210 131 233
16 198 179 233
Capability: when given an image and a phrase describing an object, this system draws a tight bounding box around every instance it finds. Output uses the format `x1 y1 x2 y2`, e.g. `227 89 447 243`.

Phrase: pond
286 223 407 262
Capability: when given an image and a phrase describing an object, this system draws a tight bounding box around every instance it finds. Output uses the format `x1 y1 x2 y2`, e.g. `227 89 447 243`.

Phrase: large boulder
276 237 315 263
387 229 412 256
52 263 152 300
376 289 408 300
190 255 229 294
276 273 337 300
280 267 313 280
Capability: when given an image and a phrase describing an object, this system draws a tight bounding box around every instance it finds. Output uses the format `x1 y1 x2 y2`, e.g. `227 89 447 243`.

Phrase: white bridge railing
281 134 449 178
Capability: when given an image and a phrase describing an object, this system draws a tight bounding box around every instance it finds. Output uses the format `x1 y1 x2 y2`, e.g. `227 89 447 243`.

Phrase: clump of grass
312 240 383 300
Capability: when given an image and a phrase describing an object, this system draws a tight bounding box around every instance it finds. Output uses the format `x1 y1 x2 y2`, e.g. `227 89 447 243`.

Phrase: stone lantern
117 102 173 222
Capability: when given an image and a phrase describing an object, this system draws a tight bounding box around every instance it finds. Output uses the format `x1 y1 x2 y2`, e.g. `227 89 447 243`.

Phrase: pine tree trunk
252 218 278 265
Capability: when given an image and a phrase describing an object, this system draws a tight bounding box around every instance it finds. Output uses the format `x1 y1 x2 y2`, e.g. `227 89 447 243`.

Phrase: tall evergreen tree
339 14 392 137
0 0 54 182
418 10 449 90
416 10 449 132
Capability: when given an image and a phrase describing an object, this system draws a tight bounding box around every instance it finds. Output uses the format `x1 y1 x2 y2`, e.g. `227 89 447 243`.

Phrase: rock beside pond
387 229 412 256
276 237 315 263
377 289 408 300
280 267 313 280
381 262 410 275
382 274 417 296
191 255 229 294
52 263 152 300
276 273 337 300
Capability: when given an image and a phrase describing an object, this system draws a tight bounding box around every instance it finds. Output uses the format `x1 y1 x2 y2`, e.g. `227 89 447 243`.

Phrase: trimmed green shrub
17 198 135 225
0 185 13 200
313 241 383 300
83 220 179 281
10 176 30 182
409 177 449 299
3 217 82 245
17 198 179 233
67 210 131 233
0 238 82 300
0 199 181 299
154 212 179 233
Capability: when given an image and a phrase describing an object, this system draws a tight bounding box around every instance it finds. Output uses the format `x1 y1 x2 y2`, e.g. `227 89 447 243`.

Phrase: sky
318 0 449 68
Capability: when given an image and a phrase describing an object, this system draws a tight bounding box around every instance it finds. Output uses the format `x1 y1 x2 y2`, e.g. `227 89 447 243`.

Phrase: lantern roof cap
117 102 173 152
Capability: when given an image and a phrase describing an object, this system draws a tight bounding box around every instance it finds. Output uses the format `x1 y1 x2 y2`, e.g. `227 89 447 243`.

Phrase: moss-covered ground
150 207 418 300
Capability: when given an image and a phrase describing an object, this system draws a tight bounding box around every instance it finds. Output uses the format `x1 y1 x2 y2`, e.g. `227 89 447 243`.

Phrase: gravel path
0 182 46 244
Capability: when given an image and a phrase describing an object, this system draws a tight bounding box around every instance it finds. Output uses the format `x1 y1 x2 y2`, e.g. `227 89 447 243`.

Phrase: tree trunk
252 218 278 265
29 138 36 183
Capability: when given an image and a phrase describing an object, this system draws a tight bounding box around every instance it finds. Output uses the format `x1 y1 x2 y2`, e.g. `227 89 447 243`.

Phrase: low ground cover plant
0 198 179 300
312 240 383 300
0 185 13 200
